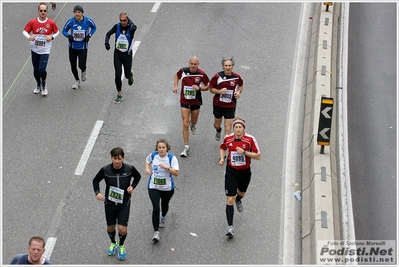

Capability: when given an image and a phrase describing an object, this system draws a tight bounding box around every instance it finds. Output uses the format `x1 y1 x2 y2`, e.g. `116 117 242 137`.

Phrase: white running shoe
226 225 234 237
180 148 189 157
33 85 41 94
72 80 80 89
41 84 48 96
152 231 160 242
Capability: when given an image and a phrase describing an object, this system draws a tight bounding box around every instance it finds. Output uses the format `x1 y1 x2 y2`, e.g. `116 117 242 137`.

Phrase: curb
301 3 342 264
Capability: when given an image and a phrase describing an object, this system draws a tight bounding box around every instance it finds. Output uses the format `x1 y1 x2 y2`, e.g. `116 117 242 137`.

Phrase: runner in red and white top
22 3 59 96
219 116 261 237
173 56 210 158
210 57 244 141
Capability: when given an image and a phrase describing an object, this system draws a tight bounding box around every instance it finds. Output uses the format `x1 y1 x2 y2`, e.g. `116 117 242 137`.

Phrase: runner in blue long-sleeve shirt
62 5 96 90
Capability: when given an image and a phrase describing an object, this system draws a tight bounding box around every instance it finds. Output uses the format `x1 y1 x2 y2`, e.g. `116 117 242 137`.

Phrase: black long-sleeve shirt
92 163 141 205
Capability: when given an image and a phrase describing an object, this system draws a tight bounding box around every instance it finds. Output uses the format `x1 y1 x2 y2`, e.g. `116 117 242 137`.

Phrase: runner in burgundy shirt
173 56 210 157
219 116 261 237
210 58 244 141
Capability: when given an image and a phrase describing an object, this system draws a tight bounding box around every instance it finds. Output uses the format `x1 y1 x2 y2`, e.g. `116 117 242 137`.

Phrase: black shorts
181 103 200 110
213 105 235 119
224 165 252 196
104 201 131 226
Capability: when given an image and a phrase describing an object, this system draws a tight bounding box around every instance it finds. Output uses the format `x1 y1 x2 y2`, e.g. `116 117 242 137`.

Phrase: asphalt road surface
347 3 397 244
2 2 308 265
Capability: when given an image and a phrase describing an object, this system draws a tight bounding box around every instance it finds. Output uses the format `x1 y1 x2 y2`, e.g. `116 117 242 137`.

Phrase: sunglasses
120 19 127 22
39 10 47 12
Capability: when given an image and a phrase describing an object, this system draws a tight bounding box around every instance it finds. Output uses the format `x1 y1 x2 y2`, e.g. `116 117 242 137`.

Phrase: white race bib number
183 86 196 99
108 186 124 204
35 36 46 48
230 151 246 166
219 90 233 103
116 35 129 52
73 30 85 41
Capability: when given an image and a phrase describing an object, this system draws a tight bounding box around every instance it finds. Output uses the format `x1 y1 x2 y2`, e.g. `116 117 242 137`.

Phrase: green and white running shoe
113 94 123 104
107 242 117 256
118 245 126 260
128 70 134 86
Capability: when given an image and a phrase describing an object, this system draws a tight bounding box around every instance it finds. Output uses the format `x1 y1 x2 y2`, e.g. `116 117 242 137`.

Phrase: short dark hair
155 139 171 152
29 236 46 248
110 147 125 158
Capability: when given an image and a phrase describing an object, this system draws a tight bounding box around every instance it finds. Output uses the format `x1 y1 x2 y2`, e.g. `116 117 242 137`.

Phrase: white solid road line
74 120 104 176
43 237 57 260
151 2 161 13
121 41 141 81
132 40 141 57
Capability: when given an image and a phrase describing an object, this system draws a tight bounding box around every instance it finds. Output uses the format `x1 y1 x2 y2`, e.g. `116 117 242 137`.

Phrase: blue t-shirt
10 253 52 265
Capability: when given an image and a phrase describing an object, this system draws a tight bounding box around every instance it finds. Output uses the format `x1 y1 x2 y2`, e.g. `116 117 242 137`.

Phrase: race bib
73 30 85 41
108 186 124 204
183 86 196 99
152 165 168 189
35 36 46 48
219 90 233 103
230 151 246 166
116 35 129 52
154 176 167 186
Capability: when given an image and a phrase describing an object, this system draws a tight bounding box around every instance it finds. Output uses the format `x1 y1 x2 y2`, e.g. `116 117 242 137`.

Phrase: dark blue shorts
181 103 200 110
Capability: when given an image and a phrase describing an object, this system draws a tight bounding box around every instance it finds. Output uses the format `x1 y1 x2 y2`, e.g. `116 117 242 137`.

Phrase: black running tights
148 188 174 231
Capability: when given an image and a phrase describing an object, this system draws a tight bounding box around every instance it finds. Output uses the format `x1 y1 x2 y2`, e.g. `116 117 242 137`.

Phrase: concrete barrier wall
302 3 341 264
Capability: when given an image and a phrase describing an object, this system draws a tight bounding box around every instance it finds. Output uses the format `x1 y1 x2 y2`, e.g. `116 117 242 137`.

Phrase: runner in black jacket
104 12 137 103
92 147 141 261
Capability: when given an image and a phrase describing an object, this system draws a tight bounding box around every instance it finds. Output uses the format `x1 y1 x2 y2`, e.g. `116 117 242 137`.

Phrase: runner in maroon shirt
173 56 210 157
210 58 243 141
219 116 261 237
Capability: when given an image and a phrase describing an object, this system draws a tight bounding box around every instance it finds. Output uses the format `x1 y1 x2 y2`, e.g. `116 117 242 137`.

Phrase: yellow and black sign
324 2 333 11
317 97 334 146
